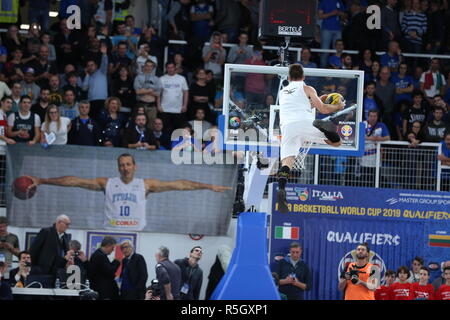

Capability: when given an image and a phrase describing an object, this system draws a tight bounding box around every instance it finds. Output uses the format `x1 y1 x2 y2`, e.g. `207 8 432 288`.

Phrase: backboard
221 63 365 156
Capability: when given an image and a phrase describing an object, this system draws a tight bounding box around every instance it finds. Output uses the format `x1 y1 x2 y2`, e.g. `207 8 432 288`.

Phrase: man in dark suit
152 117 172 150
9 251 43 287
29 215 71 276
88 236 120 300
118 240 148 300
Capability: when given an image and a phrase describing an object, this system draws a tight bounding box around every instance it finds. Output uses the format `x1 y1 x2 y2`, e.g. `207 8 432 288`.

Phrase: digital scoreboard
258 0 317 38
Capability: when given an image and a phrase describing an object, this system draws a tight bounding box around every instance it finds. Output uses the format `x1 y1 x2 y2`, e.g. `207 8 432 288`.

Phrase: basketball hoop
293 140 313 171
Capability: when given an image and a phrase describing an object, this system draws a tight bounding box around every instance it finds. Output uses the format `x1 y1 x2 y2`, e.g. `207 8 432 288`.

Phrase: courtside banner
6 144 237 236
269 183 450 300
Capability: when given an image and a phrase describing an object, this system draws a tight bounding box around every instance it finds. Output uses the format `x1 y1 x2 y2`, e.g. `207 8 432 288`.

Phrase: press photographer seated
338 243 379 300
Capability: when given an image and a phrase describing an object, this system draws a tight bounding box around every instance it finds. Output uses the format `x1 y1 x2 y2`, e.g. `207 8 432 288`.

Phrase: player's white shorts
280 120 327 160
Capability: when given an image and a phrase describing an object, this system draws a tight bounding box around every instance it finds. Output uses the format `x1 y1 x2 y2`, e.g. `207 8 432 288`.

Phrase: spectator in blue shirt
363 81 384 120
82 43 109 119
327 39 344 69
111 22 138 59
380 40 402 73
190 0 214 43
318 0 347 68
391 62 414 104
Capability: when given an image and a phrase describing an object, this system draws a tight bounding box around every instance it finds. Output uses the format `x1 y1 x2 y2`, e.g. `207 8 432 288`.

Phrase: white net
293 140 313 171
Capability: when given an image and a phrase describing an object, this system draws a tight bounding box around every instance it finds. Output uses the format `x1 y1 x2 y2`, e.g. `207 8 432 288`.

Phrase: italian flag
275 226 299 240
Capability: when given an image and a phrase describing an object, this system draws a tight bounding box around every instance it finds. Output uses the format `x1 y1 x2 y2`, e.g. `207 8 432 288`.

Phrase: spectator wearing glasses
29 215 71 276
118 240 148 300
174 246 204 300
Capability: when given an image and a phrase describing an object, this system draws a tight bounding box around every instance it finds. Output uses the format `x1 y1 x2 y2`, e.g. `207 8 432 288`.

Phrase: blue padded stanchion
211 212 281 300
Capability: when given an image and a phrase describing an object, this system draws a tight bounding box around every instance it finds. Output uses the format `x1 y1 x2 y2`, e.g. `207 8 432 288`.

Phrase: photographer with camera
56 240 88 287
338 243 379 300
9 251 43 288
144 279 161 300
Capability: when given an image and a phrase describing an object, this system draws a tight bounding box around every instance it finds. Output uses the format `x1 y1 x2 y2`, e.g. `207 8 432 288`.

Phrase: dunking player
26 153 230 231
277 64 345 213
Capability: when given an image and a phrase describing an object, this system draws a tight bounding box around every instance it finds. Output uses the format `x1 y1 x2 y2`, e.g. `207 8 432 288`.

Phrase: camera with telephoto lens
72 251 79 257
346 268 362 284
147 279 161 297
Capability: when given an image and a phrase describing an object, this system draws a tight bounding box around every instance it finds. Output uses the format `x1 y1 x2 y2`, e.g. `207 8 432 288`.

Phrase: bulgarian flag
429 234 450 248
275 226 299 240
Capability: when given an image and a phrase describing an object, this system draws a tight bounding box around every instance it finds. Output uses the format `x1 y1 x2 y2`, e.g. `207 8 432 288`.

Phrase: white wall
7 218 237 300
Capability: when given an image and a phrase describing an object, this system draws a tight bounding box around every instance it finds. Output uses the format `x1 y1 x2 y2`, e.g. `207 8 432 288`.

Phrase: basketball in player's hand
12 176 36 200
323 93 344 105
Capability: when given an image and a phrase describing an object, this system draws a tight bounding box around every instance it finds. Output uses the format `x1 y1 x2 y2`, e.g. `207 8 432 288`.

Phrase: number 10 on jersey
120 206 130 216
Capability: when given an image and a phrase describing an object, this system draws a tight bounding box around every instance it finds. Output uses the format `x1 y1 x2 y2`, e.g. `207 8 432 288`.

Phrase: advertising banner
269 183 450 300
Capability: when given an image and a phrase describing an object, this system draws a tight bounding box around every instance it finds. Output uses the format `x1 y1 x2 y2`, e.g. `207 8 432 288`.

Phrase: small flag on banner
428 234 450 248
275 226 299 240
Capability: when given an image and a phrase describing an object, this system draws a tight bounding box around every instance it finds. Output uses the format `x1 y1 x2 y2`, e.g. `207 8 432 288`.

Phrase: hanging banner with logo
269 183 450 300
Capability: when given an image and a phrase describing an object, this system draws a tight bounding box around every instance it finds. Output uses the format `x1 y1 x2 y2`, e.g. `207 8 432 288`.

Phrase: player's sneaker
277 189 289 213
313 119 340 143
313 119 336 133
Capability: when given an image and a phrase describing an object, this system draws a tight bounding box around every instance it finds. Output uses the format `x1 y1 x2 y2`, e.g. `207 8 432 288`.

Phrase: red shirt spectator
436 284 450 300
411 282 434 300
390 282 412 300
390 266 412 300
411 267 434 300
389 282 412 300
375 270 395 300
374 285 391 300
436 267 450 300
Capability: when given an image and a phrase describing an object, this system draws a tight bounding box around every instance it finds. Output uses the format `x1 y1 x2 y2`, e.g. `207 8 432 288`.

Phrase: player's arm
26 176 107 191
305 86 345 114
144 179 230 193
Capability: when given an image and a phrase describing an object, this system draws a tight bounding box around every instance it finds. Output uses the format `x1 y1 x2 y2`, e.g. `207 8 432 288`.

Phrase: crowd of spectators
374 257 450 300
0 1 448 157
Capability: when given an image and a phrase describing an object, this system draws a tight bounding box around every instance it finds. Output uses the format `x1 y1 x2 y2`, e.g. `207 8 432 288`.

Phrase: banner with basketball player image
5 144 238 236
268 183 450 300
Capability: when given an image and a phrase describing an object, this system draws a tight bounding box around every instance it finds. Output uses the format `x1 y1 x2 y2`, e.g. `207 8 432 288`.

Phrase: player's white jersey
279 80 314 126
104 177 146 231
